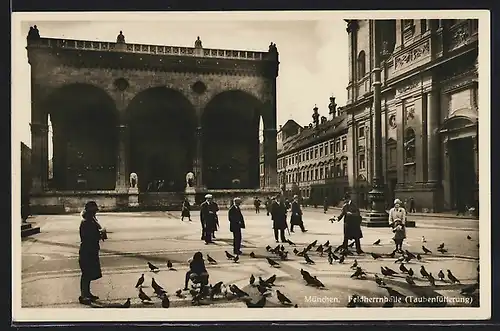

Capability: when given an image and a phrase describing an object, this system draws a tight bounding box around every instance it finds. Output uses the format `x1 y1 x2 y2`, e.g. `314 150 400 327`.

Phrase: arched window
357 51 366 78
404 128 416 163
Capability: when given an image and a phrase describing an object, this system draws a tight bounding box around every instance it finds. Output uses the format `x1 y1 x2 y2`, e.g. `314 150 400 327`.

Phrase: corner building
344 19 479 212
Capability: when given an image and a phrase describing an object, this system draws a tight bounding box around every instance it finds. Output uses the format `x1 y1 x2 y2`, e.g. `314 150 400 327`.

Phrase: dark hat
84 201 99 212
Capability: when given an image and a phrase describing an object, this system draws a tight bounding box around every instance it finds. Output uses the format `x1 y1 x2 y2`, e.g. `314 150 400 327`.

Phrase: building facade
26 29 280 212
21 142 32 206
277 102 352 206
344 19 479 212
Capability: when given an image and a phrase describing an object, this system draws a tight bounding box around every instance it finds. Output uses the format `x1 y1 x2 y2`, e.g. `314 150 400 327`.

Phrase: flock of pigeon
105 233 478 308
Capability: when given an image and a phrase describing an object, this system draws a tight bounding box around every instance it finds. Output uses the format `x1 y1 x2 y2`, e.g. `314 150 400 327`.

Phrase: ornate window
404 128 416 163
359 154 366 170
342 137 348 152
357 51 366 78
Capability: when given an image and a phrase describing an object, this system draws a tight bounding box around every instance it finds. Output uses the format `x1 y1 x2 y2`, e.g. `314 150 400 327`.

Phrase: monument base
361 211 390 227
128 188 139 207
185 187 196 205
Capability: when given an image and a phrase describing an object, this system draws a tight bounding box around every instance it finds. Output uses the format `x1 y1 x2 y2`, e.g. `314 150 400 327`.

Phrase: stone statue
328 97 337 117
312 105 320 127
117 31 125 44
129 172 138 188
186 172 195 188
194 36 202 48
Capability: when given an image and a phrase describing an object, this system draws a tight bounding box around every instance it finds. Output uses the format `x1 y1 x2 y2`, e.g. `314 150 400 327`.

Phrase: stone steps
21 222 40 238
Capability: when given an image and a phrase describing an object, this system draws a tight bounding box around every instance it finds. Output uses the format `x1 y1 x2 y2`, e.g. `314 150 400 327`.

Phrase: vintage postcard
11 10 491 323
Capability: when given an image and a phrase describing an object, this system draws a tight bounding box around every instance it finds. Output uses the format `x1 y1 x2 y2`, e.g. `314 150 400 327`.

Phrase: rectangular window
342 163 348 176
315 148 318 158
320 168 324 179
342 137 347 152
325 145 329 155
335 141 340 153
358 125 365 138
315 169 318 180
330 142 334 154
359 154 366 170
319 147 323 157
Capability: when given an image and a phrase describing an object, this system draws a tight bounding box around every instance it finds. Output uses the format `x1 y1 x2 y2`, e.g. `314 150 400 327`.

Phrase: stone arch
127 87 197 192
357 50 366 77
42 83 119 191
201 90 266 189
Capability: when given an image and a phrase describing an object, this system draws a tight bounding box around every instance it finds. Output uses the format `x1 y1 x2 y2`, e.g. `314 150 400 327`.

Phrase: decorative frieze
396 79 421 96
394 40 430 70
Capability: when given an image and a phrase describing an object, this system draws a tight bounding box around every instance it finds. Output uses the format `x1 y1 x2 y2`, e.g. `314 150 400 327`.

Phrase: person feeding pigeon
337 193 364 254
78 201 105 305
290 195 307 233
388 198 407 252
184 251 209 291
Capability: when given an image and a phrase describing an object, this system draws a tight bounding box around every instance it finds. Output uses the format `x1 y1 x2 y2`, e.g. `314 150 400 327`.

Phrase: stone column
263 128 278 189
115 124 129 193
414 96 425 183
30 122 49 193
193 126 205 189
426 90 441 183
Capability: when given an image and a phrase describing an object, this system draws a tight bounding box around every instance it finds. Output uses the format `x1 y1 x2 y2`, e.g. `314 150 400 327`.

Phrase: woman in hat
78 201 104 304
290 195 307 233
181 198 192 222
388 198 407 253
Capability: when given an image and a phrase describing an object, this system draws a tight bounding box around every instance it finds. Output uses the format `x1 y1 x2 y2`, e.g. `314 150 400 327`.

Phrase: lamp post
362 20 389 227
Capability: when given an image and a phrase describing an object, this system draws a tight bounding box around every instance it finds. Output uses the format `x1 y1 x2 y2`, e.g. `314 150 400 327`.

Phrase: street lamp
362 20 390 227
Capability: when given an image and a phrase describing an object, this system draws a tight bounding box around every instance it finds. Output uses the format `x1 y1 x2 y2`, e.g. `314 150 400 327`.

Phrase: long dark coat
271 201 287 230
78 217 103 280
181 200 191 217
290 201 303 226
337 200 363 240
228 205 246 232
200 201 219 232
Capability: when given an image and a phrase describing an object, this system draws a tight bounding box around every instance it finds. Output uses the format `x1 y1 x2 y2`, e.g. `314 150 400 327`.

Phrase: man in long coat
271 195 288 243
337 193 364 254
228 197 245 255
290 195 307 233
200 194 219 244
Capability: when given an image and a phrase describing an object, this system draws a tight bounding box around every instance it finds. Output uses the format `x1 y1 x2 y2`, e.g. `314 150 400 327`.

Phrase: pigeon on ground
371 252 383 260
287 239 296 246
250 251 256 258
225 251 235 260
230 284 249 297
400 264 409 273
350 259 358 269
207 254 217 264
438 270 445 281
175 289 184 298
351 267 366 279
420 266 429 278
120 298 131 308
276 290 292 305
422 246 432 254
265 274 277 286
135 274 145 288
148 262 159 272
249 274 255 286
438 243 445 249
373 239 381 245
467 235 472 240
167 260 174 270
266 257 279 267
266 245 272 251
416 254 422 261
408 268 414 277
374 274 386 286
323 240 330 247
382 266 398 277
161 294 170 308
151 278 163 292
304 254 315 264
138 288 152 302
447 269 461 284
427 273 436 286
405 276 416 286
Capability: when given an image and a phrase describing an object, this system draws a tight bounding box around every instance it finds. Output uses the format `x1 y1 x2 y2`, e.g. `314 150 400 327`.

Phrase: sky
12 12 349 150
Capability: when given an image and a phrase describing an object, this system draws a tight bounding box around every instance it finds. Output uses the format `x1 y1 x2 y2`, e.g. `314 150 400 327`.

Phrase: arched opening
128 87 196 192
357 51 366 78
202 90 264 189
45 84 118 191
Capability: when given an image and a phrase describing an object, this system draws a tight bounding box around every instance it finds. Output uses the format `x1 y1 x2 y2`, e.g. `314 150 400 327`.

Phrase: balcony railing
28 37 267 61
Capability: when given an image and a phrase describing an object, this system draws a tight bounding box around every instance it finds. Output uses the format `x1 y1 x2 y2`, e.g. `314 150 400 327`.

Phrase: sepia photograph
11 10 490 322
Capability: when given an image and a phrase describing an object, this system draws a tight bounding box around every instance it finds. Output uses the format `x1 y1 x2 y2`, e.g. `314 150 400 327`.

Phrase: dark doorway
449 137 476 209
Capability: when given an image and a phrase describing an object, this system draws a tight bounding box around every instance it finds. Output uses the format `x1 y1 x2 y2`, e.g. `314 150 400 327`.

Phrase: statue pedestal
128 187 139 207
185 187 196 204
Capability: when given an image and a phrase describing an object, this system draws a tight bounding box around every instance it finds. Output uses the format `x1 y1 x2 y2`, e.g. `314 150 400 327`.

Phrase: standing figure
290 195 307 233
323 196 329 214
228 197 246 255
337 193 364 254
409 197 416 213
78 201 104 304
254 197 261 214
265 197 272 216
271 196 288 243
388 199 407 252
200 194 219 244
181 198 192 222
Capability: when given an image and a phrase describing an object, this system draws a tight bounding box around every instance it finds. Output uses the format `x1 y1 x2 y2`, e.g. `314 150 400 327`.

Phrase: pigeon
351 267 366 278
294 304 298 308
422 246 432 254
259 277 272 288
323 240 330 247
208 282 224 299
287 239 296 246
382 266 398 276
404 254 414 263
266 257 279 267
233 255 239 263
328 254 333 264
375 274 386 286
207 254 217 264
324 246 333 255
257 284 270 295
373 239 381 245
460 283 479 296
175 289 184 298
151 278 163 292
350 259 358 269
244 295 267 308
249 274 255 286
281 245 285 252
304 254 315 264
388 250 397 258
265 274 277 286
421 236 426 243
405 275 416 286
148 262 159 272
293 248 299 255
394 255 405 263
276 290 292 305
316 245 324 253
120 298 131 308
438 243 445 249
437 247 448 254
467 235 472 240
167 260 175 270
399 264 409 273
135 274 145 288
161 294 170 308
405 250 416 259
312 276 325 288
408 268 414 277
310 240 318 247
230 284 249 297
279 251 288 261
266 245 272 251
154 286 167 297
250 252 256 258
438 270 445 281
338 254 345 264
225 251 235 260
138 288 152 302
416 254 422 261
427 273 436 286
420 266 429 278
447 269 460 284
371 252 383 260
